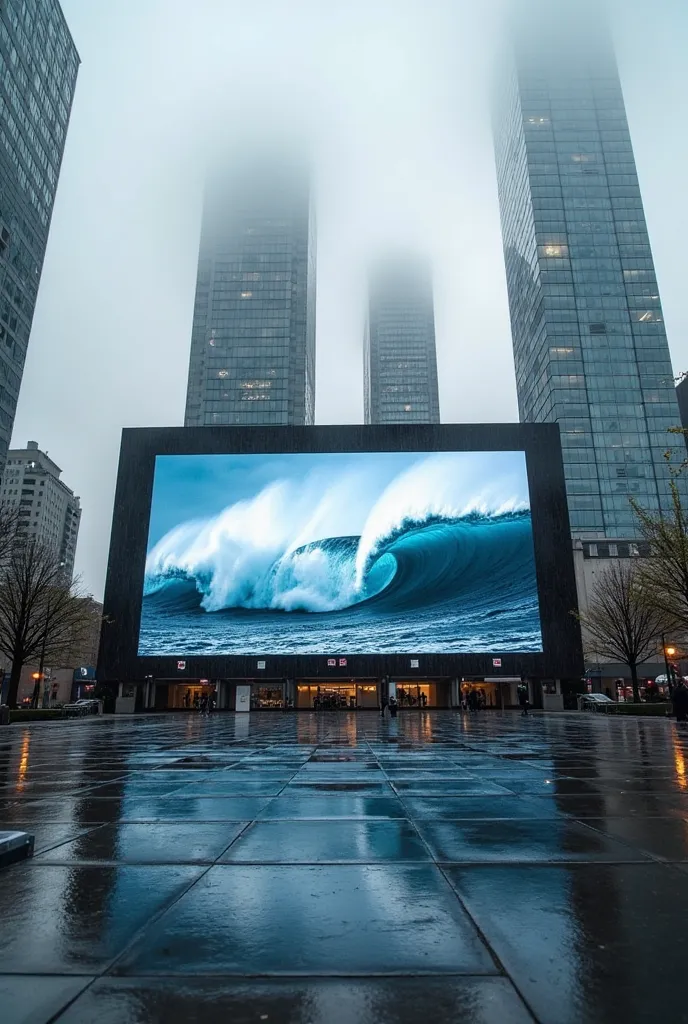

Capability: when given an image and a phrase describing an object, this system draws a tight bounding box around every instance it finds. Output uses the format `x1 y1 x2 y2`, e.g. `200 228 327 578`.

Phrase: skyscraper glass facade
494 0 682 538
0 0 78 470
364 260 440 425
185 162 316 427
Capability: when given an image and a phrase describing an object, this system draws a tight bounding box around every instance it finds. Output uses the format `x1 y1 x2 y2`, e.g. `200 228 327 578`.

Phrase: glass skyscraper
364 260 440 425
0 0 79 469
185 161 316 427
494 0 682 538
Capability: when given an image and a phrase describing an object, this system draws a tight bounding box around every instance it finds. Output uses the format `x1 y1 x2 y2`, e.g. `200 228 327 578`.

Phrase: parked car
63 698 100 717
578 693 616 712
75 699 100 714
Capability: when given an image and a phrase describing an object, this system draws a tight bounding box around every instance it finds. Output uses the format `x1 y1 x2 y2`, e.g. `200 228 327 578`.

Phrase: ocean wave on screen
143 454 533 616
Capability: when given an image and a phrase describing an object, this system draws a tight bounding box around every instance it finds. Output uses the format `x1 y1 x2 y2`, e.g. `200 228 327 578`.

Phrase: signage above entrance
327 659 336 667
339 658 347 666
410 659 419 668
257 660 266 670
493 658 502 668
177 660 186 671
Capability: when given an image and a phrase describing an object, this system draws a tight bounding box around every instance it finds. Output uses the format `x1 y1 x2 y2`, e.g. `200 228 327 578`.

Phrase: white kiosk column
235 684 251 712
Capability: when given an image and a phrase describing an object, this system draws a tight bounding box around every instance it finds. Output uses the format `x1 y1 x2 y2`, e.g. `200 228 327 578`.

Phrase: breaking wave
142 453 536 620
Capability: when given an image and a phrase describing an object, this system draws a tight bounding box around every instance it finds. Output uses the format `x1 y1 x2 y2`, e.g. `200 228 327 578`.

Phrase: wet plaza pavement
2 711 688 1022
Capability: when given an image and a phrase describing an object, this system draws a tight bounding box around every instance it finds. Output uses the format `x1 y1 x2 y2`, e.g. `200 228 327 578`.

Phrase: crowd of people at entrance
461 688 487 712
313 689 356 711
183 689 215 715
396 687 428 708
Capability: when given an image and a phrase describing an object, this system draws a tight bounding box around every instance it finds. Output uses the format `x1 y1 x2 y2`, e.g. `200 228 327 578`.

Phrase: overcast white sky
9 0 688 599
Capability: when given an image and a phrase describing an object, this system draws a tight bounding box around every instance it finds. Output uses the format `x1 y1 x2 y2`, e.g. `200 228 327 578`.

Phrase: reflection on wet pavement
2 710 688 1022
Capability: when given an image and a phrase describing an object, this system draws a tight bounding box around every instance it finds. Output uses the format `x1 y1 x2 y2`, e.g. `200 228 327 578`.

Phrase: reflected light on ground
672 732 687 791
16 732 30 790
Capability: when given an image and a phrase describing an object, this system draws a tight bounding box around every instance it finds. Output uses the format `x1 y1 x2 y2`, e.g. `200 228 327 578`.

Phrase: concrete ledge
0 831 34 869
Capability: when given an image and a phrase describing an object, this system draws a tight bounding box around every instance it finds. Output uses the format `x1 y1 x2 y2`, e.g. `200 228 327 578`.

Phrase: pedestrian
184 689 191 709
389 694 398 718
468 689 478 712
518 684 530 716
673 680 688 727
380 695 389 718
207 692 215 715
199 693 208 715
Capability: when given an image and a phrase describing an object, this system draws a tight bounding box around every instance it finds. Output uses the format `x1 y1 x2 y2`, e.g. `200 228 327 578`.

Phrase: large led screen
138 450 543 656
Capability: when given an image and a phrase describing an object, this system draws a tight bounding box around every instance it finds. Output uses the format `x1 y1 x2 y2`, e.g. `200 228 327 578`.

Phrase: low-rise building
0 441 81 578
573 540 668 697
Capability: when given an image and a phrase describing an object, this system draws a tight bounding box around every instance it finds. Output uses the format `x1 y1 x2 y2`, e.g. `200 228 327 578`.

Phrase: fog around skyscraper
8 0 688 597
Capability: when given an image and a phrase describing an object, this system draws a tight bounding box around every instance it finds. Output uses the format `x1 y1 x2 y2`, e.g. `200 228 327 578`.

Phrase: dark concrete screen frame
98 424 583 682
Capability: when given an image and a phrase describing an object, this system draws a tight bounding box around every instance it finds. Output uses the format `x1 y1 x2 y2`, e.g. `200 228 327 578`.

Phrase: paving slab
53 977 535 1024
34 822 248 864
220 819 430 863
446 863 688 1024
0 864 203 973
416 819 651 863
0 976 92 1024
114 864 496 976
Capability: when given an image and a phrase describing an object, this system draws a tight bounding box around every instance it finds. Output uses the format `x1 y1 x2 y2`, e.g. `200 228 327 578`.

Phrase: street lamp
662 635 678 693
30 671 42 709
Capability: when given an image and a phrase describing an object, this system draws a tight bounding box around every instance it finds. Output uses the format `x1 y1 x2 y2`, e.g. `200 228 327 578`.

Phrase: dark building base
119 676 572 713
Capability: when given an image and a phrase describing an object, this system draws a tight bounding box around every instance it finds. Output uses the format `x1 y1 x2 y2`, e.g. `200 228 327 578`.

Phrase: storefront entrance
460 681 501 709
167 682 216 710
250 685 284 709
396 683 435 708
296 682 379 710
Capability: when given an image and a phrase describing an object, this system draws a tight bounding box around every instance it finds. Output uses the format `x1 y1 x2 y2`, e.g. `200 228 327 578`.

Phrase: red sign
177 660 186 670
492 658 502 668
339 658 347 667
327 659 336 667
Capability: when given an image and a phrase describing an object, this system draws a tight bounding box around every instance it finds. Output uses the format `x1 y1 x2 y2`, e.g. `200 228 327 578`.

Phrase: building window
539 244 569 259
589 323 607 335
589 543 598 557
608 543 618 556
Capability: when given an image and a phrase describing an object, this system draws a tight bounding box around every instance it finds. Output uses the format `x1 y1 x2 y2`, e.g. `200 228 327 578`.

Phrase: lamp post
662 634 675 695
30 671 41 709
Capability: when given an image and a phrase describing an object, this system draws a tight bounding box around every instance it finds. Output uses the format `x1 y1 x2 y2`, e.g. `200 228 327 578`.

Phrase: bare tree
0 503 19 569
577 559 677 704
632 472 688 633
0 538 94 708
